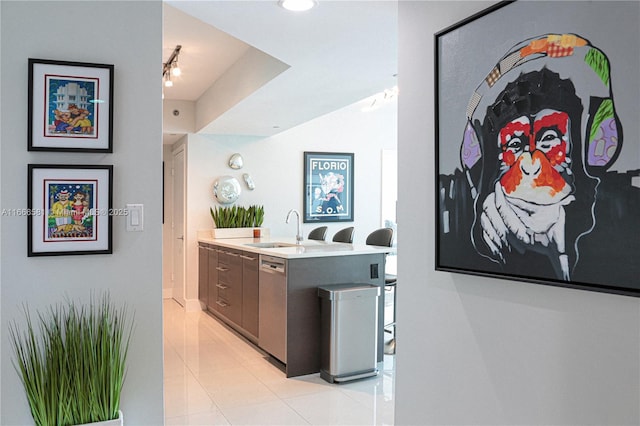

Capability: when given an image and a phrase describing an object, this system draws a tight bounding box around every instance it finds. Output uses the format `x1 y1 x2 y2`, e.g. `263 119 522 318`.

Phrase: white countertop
198 235 394 259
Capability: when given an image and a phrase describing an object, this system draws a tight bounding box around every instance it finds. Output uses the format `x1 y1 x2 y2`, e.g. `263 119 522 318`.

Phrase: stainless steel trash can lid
317 283 381 300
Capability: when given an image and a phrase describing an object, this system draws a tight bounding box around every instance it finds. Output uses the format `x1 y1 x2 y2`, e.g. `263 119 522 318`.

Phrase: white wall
1 1 164 424
396 2 640 425
165 95 397 308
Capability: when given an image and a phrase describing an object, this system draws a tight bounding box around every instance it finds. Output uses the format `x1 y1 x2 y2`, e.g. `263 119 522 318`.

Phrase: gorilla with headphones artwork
438 32 640 292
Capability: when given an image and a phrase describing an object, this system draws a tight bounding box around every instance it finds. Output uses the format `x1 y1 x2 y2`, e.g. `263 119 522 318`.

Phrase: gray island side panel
285 253 386 377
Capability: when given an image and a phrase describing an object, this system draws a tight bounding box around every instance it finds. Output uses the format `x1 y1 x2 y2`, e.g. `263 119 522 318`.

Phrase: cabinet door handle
240 255 256 260
216 284 228 290
216 300 229 307
216 267 229 272
227 252 239 257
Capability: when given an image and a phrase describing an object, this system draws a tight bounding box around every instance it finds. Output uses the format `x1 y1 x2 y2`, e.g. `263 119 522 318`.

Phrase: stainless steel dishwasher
259 255 287 363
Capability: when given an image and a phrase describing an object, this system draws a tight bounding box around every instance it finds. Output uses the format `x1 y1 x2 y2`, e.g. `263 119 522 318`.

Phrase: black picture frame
303 152 354 223
435 1 640 296
28 58 114 152
28 164 113 256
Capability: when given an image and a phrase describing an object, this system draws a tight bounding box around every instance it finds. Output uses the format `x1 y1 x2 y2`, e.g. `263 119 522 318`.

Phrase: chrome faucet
286 209 303 244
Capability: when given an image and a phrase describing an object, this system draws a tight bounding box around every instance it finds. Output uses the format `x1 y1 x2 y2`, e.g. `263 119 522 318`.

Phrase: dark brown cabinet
241 251 259 339
206 245 219 310
216 247 243 325
198 244 211 307
198 243 259 343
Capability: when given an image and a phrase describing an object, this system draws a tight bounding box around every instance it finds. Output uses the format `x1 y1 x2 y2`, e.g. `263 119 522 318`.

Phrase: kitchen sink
244 242 297 248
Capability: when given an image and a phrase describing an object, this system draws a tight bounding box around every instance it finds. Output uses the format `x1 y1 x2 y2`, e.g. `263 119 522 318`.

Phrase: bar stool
332 226 354 243
308 226 328 241
365 227 396 355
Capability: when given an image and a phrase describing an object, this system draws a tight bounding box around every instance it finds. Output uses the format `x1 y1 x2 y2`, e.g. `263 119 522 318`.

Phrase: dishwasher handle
260 256 286 274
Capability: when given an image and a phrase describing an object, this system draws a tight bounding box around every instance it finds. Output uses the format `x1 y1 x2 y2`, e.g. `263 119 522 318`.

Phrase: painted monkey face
497 109 573 205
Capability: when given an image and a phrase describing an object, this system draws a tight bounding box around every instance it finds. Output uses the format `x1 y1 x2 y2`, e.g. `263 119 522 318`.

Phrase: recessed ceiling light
279 0 317 12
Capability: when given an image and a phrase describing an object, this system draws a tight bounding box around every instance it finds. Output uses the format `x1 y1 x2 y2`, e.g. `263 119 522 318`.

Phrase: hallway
163 300 395 425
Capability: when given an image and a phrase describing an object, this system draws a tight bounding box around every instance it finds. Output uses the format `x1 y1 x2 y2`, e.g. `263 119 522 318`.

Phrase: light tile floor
163 299 395 425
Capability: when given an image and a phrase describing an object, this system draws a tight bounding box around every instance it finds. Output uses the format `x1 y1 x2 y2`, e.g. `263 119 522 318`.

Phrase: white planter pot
211 227 269 239
76 411 123 426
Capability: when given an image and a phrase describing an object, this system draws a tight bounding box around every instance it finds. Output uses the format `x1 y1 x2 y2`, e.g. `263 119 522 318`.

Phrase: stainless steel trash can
318 283 381 383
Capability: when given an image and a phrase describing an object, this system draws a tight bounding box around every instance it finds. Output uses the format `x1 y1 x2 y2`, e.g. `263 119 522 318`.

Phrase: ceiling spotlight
279 0 317 12
164 76 173 88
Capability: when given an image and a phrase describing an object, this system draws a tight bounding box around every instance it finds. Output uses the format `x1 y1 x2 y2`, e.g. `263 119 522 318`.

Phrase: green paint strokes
589 98 614 143
585 49 610 86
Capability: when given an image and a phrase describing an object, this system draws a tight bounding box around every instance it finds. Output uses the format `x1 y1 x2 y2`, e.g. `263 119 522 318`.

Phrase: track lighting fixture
163 45 182 88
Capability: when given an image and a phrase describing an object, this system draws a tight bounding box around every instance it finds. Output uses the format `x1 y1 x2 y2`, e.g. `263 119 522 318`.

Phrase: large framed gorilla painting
436 1 640 296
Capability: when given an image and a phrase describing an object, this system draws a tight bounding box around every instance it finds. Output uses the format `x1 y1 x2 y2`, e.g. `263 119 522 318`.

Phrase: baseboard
162 288 173 299
162 291 201 312
185 298 203 312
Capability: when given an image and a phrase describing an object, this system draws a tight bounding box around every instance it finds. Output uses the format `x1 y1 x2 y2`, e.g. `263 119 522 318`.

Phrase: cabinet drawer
218 248 242 279
215 281 230 300
214 296 232 319
215 293 241 324
216 264 233 285
218 248 242 266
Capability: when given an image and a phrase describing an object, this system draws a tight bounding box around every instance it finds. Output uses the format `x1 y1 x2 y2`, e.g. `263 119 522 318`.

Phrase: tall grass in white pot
8 293 133 426
209 205 266 238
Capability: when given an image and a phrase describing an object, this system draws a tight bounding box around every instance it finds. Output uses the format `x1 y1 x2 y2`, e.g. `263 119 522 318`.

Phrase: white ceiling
162 0 398 144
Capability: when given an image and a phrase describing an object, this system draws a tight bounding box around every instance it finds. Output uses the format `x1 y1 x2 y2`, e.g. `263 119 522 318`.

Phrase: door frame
171 144 186 306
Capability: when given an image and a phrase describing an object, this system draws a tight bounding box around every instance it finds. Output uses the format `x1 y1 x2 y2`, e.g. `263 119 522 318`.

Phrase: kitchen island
198 234 393 377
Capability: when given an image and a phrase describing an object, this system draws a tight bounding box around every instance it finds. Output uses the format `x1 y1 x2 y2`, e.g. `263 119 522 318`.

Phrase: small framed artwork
28 58 114 152
303 152 354 223
28 164 113 256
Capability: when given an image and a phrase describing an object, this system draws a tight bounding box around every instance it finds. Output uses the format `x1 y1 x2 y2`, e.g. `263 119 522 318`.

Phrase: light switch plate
126 204 143 231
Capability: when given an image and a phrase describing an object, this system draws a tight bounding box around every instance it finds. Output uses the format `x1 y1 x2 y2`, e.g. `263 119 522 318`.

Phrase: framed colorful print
303 152 354 223
28 164 113 256
28 59 114 152
435 1 640 296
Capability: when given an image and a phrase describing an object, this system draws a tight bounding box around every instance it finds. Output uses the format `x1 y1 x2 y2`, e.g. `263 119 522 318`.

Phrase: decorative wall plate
243 173 255 190
228 153 244 170
213 175 241 204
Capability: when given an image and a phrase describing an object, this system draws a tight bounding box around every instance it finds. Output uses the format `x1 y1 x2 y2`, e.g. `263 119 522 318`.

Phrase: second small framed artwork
28 164 113 257
303 152 354 223
28 58 114 152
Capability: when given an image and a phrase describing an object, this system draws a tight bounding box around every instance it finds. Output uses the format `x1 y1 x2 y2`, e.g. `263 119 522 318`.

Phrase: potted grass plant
8 293 133 426
210 205 266 238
